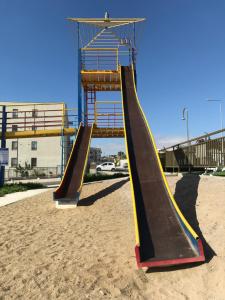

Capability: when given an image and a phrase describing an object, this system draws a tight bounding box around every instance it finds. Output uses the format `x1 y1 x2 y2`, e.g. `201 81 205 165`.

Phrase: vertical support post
133 22 136 48
84 90 87 126
77 23 82 125
132 48 137 86
132 23 137 87
60 128 64 179
0 106 7 187
94 98 97 125
61 104 65 177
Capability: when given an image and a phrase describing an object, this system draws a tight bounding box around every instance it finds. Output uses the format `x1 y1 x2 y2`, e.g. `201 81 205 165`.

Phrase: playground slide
121 66 205 268
54 124 93 203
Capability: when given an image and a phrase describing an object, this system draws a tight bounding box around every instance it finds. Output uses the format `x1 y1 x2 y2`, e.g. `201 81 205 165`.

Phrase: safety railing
81 48 119 71
0 104 78 133
84 100 123 128
162 136 225 168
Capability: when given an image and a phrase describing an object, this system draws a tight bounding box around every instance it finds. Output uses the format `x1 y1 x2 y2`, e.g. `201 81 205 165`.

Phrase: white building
0 102 70 179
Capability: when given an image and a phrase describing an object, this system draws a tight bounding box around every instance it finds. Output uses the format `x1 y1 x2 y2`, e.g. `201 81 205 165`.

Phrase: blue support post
84 91 87 126
77 23 82 125
0 106 7 187
132 48 137 87
132 23 137 87
133 22 136 48
60 128 64 178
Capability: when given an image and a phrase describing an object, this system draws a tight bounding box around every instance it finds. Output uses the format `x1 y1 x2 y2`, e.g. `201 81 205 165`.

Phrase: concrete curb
0 188 50 207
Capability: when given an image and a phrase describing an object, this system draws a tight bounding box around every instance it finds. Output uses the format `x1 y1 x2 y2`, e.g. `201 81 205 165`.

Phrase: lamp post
207 99 224 165
182 108 191 172
182 108 189 142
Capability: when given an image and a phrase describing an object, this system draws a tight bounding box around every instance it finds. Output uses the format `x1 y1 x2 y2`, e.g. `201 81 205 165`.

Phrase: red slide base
135 239 205 269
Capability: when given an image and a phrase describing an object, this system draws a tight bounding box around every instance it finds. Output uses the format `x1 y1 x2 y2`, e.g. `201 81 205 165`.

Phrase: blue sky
1 0 225 153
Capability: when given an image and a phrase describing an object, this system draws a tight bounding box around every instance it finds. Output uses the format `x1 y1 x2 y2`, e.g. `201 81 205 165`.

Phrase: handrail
161 128 225 151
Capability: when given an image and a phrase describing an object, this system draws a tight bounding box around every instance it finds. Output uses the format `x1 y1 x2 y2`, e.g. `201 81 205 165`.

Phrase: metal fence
162 136 225 169
5 167 63 181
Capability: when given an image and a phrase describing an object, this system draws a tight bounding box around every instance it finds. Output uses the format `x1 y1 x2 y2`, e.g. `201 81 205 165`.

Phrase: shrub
84 173 128 183
0 183 45 197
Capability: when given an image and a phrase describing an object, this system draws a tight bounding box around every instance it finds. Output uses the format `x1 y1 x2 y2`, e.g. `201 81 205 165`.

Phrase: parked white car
96 162 116 172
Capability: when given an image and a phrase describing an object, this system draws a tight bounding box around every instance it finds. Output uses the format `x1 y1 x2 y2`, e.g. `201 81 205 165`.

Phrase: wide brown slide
121 66 205 268
54 124 92 203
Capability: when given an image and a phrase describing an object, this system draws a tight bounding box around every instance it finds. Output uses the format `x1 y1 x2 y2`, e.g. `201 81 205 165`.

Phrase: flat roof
67 17 145 28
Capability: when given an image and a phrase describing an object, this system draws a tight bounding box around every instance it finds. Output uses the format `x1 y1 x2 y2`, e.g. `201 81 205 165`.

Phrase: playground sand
0 176 224 299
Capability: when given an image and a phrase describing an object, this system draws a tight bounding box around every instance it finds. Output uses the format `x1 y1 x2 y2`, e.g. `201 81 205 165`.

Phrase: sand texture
0 175 224 299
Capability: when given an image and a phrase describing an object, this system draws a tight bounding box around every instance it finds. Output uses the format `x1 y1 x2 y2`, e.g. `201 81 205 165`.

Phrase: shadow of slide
174 174 216 263
78 178 130 206
148 174 216 273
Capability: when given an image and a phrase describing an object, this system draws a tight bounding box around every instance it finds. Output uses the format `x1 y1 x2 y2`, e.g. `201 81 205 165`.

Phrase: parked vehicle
96 162 115 171
119 159 128 168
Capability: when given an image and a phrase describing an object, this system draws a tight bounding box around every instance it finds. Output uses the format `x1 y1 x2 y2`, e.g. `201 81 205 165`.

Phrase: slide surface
54 124 92 202
121 66 205 268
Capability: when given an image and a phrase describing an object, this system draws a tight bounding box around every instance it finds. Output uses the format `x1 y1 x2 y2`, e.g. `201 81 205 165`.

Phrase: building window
12 125 18 132
32 109 38 118
32 125 37 131
31 158 37 167
11 158 18 167
11 141 18 150
12 109 18 118
31 141 37 150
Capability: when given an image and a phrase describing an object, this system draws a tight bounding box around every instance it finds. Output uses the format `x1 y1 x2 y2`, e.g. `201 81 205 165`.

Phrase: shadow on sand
174 174 216 263
148 174 216 273
78 178 129 206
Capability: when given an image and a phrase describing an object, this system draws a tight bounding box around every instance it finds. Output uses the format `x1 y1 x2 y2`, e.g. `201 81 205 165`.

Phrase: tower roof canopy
67 17 145 28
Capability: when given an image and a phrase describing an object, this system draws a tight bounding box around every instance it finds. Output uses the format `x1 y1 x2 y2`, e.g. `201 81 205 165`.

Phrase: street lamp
207 99 224 165
182 108 189 142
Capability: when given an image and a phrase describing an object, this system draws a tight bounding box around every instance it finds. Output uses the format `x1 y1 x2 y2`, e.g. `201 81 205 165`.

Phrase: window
31 141 37 150
11 141 18 150
31 158 37 167
32 109 38 118
32 125 37 131
11 158 18 167
12 109 18 118
12 125 18 132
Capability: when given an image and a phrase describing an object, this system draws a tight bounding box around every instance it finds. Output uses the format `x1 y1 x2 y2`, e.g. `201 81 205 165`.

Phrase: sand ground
0 175 224 300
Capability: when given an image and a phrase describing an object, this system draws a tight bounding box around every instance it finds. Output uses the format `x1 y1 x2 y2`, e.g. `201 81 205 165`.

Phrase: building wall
89 147 102 163
7 136 62 168
0 102 70 172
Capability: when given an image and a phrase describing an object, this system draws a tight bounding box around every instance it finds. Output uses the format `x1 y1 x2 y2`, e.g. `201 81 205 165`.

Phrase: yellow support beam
3 128 76 139
81 70 119 74
92 127 124 138
1 127 124 139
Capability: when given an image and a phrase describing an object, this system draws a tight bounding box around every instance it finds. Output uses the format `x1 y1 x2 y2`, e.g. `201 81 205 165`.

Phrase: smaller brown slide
54 124 92 203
